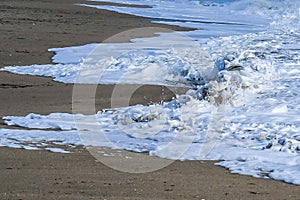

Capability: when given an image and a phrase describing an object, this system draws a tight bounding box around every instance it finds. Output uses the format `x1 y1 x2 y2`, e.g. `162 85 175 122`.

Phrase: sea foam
1 0 300 184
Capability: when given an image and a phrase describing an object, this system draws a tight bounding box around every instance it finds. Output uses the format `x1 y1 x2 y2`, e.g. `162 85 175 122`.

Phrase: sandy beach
0 0 299 199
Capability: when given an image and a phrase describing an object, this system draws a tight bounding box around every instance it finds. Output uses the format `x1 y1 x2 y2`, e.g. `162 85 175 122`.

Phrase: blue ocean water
81 0 299 38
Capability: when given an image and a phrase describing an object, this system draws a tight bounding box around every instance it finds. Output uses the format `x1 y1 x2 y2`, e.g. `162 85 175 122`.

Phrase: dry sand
0 0 299 199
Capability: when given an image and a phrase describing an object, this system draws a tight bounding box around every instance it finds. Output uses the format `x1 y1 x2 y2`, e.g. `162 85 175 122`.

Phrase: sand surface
0 0 299 199
0 0 187 125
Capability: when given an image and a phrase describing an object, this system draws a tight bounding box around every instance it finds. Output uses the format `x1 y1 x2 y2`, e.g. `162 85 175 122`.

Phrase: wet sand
0 0 188 124
0 0 299 199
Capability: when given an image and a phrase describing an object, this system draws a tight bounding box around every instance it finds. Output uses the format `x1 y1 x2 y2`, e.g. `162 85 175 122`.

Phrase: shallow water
1 0 300 184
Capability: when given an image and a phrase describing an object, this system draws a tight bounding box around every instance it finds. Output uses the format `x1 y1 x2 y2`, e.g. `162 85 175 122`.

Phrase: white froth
0 0 300 185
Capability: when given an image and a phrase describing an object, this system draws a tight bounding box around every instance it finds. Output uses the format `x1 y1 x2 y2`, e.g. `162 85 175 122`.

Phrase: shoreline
0 0 299 199
0 0 191 68
1 146 299 199
0 0 189 123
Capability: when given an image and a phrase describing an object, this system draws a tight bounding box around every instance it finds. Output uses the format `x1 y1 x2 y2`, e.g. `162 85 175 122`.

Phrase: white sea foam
0 0 300 184
2 86 300 183
1 32 215 86
0 128 80 153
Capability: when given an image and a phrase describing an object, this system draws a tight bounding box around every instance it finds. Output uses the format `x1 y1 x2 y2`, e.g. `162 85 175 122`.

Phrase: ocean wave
1 0 300 184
